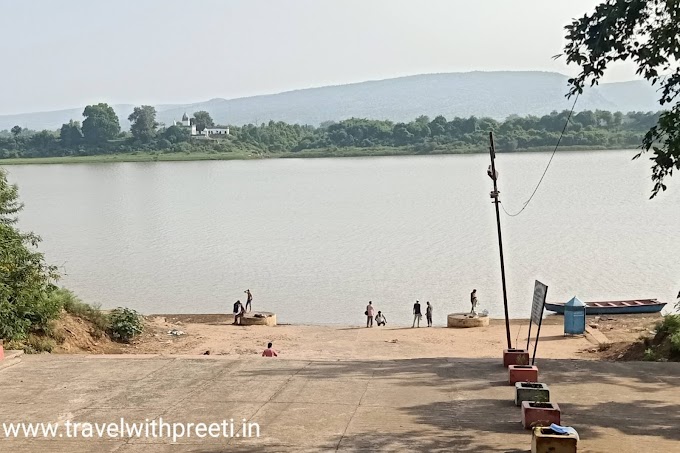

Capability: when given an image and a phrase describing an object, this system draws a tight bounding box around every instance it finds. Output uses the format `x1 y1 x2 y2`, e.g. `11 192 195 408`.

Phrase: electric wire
500 93 580 217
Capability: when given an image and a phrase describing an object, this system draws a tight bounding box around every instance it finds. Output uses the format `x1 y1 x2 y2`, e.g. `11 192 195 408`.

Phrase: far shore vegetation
0 106 662 165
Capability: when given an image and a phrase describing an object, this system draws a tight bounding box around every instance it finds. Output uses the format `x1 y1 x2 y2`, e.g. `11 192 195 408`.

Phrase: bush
657 314 680 336
22 334 56 354
57 288 108 336
643 348 657 361
108 307 144 342
670 331 680 354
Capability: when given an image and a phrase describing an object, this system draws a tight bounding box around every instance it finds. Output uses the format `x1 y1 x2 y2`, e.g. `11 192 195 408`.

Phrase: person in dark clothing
244 289 253 312
412 300 422 328
470 289 478 315
232 300 244 325
426 301 433 327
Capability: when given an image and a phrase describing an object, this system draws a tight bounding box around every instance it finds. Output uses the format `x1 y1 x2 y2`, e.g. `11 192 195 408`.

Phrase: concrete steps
0 349 24 371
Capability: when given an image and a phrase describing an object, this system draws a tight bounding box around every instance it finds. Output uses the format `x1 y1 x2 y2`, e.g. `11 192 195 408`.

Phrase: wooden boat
545 299 666 315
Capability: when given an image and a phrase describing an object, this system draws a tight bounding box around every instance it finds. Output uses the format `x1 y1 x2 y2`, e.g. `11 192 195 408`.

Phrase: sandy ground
73 313 656 361
53 311 662 361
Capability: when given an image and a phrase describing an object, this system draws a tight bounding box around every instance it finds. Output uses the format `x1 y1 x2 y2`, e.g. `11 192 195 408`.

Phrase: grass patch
0 146 640 166
56 288 108 337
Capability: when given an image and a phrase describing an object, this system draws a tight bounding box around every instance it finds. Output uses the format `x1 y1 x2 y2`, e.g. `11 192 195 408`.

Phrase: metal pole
489 132 512 349
531 316 544 366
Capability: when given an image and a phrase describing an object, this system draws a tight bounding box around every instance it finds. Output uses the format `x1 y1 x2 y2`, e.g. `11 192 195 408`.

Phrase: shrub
24 334 56 354
657 314 680 336
670 331 680 355
108 307 144 342
57 288 107 336
643 348 657 361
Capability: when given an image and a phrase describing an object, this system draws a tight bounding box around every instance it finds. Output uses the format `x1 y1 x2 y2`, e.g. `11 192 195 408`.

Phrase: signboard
531 280 548 324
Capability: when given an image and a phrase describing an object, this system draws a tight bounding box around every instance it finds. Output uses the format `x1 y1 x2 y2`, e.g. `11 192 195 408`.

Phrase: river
4 151 679 325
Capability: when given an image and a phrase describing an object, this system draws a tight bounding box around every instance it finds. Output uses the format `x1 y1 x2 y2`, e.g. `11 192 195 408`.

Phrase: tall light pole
488 132 512 349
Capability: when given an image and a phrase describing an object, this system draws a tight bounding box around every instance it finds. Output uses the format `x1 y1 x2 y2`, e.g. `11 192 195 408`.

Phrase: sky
0 0 640 115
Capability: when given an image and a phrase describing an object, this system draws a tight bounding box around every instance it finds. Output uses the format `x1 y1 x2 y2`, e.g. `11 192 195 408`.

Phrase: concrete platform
241 312 277 326
0 355 678 452
447 313 490 328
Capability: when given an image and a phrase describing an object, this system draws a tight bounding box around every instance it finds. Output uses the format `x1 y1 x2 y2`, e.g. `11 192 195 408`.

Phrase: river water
4 151 679 325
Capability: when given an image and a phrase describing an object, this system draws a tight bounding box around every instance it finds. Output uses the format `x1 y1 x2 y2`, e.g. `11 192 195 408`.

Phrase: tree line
0 104 662 159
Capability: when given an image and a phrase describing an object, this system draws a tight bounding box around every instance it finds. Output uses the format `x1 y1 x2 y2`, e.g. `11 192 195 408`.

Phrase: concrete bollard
509 365 538 384
515 382 550 406
503 348 530 367
531 426 577 453
521 401 561 429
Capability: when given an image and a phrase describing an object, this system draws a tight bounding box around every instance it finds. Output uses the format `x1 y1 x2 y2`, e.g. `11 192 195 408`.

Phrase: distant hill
0 71 661 131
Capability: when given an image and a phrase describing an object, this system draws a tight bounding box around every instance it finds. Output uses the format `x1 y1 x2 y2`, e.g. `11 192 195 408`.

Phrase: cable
500 93 580 217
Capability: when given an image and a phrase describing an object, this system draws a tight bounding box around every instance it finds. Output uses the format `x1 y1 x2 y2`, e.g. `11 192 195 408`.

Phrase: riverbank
0 144 634 165
54 313 661 361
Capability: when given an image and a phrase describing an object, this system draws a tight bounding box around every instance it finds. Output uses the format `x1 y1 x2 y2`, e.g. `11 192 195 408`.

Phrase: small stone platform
447 312 490 328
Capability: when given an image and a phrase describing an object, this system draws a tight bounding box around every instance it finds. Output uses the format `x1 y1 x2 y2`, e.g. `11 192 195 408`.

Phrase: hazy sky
0 0 639 114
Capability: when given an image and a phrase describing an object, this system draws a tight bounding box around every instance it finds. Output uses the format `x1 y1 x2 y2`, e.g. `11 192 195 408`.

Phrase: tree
193 111 214 132
563 0 679 197
128 105 159 142
82 103 121 143
163 125 190 144
0 169 59 340
60 120 83 147
10 126 22 137
29 131 57 156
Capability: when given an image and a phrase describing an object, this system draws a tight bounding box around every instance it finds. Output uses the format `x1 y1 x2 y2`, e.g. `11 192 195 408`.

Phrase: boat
545 299 666 315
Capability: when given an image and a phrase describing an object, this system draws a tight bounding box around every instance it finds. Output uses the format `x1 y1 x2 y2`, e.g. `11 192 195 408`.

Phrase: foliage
0 169 60 341
11 126 22 136
563 0 679 197
162 125 191 144
128 105 159 143
54 287 108 336
82 103 121 143
0 109 664 160
657 314 680 336
24 334 56 353
193 111 214 132
60 120 83 148
107 307 144 342
643 347 657 361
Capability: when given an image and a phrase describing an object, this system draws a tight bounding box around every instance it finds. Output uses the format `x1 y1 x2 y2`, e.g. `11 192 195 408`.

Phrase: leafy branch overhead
563 0 679 197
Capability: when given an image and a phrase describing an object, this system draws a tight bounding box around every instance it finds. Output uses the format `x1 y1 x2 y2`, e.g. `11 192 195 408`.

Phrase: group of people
363 300 434 328
232 289 253 325
363 290 479 328
364 301 387 327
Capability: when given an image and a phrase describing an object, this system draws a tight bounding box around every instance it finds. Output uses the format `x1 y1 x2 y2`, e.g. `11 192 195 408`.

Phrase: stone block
503 348 530 367
515 382 550 406
521 401 561 429
509 365 538 384
531 426 578 453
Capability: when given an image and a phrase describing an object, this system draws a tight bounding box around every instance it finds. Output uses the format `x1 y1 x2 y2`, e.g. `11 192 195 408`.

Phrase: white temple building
173 113 229 138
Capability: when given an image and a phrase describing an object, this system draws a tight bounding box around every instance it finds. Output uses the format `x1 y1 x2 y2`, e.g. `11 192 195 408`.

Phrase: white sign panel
531 280 548 324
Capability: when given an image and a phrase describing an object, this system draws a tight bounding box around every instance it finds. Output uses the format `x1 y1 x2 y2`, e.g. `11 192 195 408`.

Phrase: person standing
426 301 433 327
366 301 375 327
262 342 278 357
470 289 478 315
232 300 244 325
244 289 253 313
412 300 422 328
